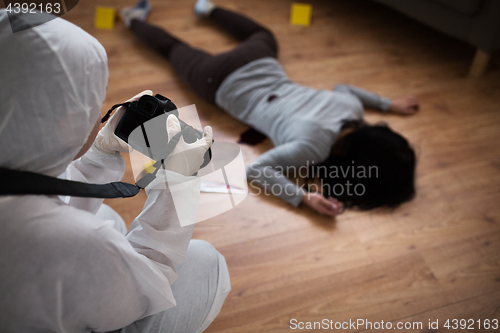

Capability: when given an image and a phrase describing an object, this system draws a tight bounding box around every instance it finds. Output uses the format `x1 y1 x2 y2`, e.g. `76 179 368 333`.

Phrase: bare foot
389 95 419 115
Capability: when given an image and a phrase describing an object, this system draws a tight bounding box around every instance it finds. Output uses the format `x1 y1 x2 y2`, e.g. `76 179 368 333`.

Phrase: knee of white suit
188 240 230 290
188 240 223 269
187 239 231 333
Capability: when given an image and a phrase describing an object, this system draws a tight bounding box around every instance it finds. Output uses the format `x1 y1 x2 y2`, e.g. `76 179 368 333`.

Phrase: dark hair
312 124 416 210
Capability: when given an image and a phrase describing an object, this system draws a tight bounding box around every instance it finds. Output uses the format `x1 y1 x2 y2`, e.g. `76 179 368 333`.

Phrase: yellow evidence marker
95 6 116 30
290 3 312 27
142 160 156 175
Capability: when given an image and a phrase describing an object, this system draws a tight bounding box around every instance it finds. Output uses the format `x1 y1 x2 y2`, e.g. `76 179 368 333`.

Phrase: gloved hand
163 114 213 176
94 90 153 154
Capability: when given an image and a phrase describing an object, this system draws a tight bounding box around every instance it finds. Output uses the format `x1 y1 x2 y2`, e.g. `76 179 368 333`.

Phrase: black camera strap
0 129 190 198
0 168 140 198
101 102 131 123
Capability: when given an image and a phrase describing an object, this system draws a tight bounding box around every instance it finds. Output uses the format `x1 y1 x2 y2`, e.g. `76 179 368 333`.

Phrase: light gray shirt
215 57 391 207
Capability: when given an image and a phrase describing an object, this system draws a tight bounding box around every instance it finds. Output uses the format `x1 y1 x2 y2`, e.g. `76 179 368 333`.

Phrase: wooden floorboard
64 0 500 331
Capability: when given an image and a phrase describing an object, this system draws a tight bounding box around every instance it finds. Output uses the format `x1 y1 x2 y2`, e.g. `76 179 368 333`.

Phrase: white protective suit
0 10 229 333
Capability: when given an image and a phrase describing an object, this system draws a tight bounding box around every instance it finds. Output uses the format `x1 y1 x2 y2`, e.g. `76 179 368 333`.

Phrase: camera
114 94 212 169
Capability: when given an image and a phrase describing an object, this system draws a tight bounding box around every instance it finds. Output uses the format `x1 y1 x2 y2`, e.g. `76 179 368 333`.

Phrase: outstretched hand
301 192 344 217
388 95 419 115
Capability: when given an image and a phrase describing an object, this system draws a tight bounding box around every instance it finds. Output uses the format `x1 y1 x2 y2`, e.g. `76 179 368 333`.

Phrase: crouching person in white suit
0 9 230 333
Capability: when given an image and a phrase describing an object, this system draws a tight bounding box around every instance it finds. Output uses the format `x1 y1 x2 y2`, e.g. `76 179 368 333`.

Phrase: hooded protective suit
0 10 229 333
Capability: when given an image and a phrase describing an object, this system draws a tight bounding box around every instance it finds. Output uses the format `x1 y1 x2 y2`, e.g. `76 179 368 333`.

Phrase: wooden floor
65 0 500 331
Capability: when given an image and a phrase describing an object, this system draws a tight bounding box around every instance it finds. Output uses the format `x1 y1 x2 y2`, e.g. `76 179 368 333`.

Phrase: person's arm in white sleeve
126 170 197 281
125 114 213 276
60 147 125 214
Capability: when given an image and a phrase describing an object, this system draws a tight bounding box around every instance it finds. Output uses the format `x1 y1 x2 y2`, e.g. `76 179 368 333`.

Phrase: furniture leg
469 48 491 77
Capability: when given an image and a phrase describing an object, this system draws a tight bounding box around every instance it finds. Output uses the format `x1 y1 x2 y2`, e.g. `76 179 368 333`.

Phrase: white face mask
0 9 109 177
